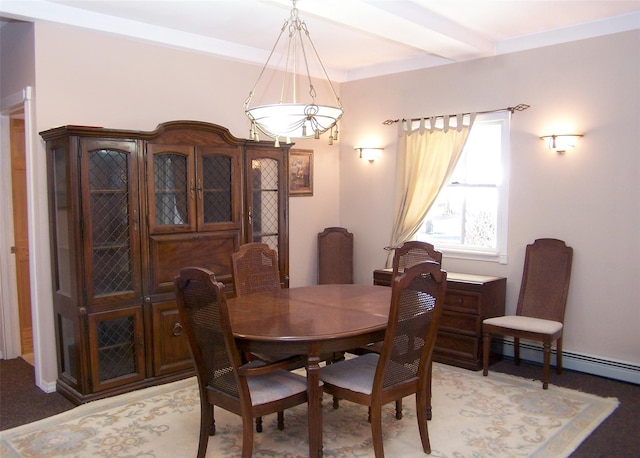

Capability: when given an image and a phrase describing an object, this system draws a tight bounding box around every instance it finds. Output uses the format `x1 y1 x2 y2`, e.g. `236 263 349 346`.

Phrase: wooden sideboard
374 269 506 370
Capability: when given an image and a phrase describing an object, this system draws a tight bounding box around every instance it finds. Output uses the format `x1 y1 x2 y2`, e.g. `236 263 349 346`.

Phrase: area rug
0 363 618 458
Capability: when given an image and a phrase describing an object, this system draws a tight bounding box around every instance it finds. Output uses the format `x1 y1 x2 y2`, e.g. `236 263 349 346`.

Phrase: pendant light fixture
244 0 343 147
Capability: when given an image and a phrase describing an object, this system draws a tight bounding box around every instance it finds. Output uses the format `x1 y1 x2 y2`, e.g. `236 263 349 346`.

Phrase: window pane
463 123 502 184
422 187 497 248
416 111 509 261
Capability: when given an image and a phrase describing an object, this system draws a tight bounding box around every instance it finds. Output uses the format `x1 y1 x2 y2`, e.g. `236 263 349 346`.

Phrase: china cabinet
41 121 290 403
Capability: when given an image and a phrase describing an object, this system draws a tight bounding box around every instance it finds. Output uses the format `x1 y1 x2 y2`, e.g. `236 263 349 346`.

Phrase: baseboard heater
494 338 640 385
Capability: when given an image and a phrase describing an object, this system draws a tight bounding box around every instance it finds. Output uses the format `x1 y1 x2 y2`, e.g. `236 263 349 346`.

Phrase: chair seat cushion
319 353 379 394
483 315 563 335
247 368 308 406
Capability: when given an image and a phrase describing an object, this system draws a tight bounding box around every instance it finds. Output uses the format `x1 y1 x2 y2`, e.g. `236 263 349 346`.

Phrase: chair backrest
516 238 573 323
392 241 443 277
376 261 447 391
318 227 354 284
231 242 281 296
174 267 242 401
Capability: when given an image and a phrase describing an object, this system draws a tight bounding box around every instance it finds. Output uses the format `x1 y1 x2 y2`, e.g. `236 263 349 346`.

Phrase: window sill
439 248 508 264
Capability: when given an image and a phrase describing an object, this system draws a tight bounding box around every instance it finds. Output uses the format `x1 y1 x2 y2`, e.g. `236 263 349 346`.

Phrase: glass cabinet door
80 138 142 306
88 307 145 392
147 144 196 234
197 146 242 232
245 147 288 284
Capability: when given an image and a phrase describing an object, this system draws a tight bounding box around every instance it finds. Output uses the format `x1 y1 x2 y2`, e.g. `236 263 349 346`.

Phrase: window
415 111 510 263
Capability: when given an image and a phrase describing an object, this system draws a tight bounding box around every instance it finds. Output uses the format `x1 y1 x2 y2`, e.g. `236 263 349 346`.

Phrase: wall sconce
540 134 583 154
355 147 383 162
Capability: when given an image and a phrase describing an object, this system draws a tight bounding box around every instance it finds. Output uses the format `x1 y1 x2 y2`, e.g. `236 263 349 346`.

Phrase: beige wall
0 21 35 98
339 31 640 366
2 21 638 386
31 22 342 287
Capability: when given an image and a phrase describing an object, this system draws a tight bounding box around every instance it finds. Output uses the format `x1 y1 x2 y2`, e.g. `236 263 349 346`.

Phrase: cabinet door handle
172 322 184 337
197 178 203 200
190 179 195 199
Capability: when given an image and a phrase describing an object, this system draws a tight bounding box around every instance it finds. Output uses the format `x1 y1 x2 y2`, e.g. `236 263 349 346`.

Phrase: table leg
306 350 323 458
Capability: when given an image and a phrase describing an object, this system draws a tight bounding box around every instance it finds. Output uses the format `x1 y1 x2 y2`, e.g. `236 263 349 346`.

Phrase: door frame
0 86 57 392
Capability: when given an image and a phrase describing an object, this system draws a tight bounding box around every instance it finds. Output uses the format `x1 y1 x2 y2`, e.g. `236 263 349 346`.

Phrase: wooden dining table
227 283 392 458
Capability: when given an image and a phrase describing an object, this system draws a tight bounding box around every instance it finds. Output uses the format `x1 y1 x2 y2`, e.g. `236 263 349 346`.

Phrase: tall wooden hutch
40 121 290 404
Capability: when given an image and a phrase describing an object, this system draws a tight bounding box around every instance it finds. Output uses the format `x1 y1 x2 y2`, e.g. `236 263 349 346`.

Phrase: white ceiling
2 0 639 82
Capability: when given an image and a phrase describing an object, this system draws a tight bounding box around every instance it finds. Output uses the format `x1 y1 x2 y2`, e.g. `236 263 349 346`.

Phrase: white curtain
386 113 476 267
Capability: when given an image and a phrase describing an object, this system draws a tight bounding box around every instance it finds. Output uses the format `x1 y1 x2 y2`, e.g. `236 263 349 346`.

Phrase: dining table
227 283 392 458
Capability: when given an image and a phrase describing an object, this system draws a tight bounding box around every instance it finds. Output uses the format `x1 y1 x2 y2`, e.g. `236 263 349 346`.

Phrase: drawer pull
172 322 184 337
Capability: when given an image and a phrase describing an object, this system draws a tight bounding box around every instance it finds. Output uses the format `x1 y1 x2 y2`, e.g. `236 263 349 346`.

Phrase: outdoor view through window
416 112 509 262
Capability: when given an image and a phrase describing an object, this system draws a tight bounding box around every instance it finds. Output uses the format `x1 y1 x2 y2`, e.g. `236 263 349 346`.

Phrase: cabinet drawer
439 310 481 336
435 331 479 362
444 291 481 314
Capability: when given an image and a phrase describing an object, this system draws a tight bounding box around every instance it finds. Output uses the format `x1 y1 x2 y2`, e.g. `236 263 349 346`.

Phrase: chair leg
416 392 432 455
242 416 255 458
556 338 563 374
332 395 340 409
370 405 385 458
255 416 263 433
427 361 433 420
209 404 216 435
542 342 551 389
198 403 213 458
395 399 403 420
482 333 491 376
514 337 521 366
277 411 285 430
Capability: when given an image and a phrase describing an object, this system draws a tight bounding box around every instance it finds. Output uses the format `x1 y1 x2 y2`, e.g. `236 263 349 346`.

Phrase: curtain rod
382 103 530 125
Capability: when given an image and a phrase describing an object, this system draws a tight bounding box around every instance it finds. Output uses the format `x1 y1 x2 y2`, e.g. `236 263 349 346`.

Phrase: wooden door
10 118 32 356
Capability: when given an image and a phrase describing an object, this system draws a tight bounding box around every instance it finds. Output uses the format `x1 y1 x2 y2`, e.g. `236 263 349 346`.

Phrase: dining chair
318 227 354 284
231 242 281 296
392 240 443 274
174 266 308 458
482 238 573 389
356 240 443 419
320 261 447 458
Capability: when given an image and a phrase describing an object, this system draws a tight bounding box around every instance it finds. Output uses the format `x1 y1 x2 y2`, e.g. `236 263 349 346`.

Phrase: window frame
415 111 510 264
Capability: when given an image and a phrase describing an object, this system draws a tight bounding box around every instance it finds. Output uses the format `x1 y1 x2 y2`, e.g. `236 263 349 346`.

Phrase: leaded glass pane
251 158 279 252
96 316 137 381
53 148 71 295
89 150 134 295
202 156 232 223
154 154 188 225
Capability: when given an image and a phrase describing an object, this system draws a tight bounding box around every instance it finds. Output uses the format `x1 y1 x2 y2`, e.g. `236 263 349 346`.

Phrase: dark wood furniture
483 238 573 389
374 268 506 370
40 121 291 404
227 284 392 458
231 242 282 295
321 262 446 458
174 267 308 458
317 227 353 284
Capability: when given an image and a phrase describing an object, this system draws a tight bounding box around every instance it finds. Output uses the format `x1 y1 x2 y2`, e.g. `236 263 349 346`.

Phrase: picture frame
288 149 313 196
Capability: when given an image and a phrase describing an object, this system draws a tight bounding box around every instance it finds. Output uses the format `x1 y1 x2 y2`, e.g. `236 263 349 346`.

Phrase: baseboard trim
495 338 640 385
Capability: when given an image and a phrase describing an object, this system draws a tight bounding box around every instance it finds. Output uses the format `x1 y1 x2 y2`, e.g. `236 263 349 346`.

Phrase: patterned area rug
0 363 618 457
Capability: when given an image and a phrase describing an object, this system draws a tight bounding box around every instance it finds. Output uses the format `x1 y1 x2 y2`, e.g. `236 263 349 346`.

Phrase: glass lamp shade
246 103 344 140
541 134 583 153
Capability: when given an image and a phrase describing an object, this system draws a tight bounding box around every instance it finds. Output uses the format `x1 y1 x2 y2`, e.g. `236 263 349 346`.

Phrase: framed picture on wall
289 149 313 196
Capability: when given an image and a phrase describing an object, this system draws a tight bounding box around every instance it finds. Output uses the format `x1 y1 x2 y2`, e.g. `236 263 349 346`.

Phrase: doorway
9 117 34 362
